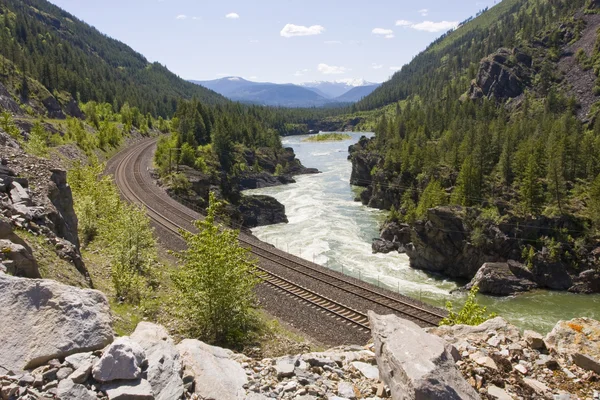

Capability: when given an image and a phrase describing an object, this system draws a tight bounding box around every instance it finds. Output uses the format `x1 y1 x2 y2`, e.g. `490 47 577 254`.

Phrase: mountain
301 79 378 99
0 0 226 118
191 77 379 107
333 84 381 103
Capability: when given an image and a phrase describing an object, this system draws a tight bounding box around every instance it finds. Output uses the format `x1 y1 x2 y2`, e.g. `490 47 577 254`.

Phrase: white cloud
372 28 393 36
390 66 402 71
248 76 258 80
318 63 349 75
371 63 383 69
226 12 240 19
281 24 325 38
324 40 342 45
385 34 394 39
395 19 413 27
411 20 458 32
175 14 187 20
294 68 310 77
419 8 429 16
192 16 201 20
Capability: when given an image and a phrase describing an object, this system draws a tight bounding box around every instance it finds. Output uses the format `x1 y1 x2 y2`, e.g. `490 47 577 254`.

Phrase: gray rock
92 337 146 382
524 330 545 350
523 378 551 395
102 378 154 400
428 317 521 346
56 379 96 400
487 385 512 400
572 353 600 374
544 318 600 361
275 356 297 378
369 311 479 400
56 367 74 381
350 362 379 380
337 382 356 399
69 363 92 384
0 239 40 278
130 322 184 400
0 274 113 372
9 181 31 206
64 352 96 370
177 339 247 400
465 262 537 296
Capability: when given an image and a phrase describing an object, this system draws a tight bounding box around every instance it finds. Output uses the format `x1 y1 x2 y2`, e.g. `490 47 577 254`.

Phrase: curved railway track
113 139 446 333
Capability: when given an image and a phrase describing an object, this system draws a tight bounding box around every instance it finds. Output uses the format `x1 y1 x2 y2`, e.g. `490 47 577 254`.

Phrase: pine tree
520 154 544 214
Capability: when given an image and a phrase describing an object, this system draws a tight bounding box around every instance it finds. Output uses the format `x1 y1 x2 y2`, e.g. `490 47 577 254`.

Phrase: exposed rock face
0 274 113 372
239 195 288 228
238 172 295 190
130 322 184 400
92 337 147 382
101 379 154 400
348 136 379 188
468 47 532 100
47 169 80 249
42 96 66 119
371 238 403 254
177 339 247 400
570 269 600 294
544 318 600 363
465 262 538 296
0 239 39 278
368 311 479 400
56 378 97 400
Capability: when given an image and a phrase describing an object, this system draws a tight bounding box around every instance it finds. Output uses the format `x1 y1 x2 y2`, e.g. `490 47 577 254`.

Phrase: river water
247 132 600 333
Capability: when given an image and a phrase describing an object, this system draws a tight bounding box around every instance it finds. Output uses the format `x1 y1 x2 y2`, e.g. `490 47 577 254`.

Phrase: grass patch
16 229 89 288
303 133 352 142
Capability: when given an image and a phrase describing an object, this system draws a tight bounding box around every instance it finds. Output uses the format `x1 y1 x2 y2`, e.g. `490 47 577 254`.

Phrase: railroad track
114 139 446 332
114 140 371 332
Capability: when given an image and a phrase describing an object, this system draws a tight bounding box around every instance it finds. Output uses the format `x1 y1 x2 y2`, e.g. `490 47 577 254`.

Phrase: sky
48 0 500 84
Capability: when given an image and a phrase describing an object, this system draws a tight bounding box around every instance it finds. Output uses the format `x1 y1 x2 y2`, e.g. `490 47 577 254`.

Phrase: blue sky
49 0 499 84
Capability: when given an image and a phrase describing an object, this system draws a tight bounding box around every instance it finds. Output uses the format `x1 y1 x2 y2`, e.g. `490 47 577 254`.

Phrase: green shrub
440 285 497 326
172 192 260 345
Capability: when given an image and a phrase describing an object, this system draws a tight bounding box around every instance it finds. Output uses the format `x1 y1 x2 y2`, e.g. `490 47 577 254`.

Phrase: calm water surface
246 132 600 333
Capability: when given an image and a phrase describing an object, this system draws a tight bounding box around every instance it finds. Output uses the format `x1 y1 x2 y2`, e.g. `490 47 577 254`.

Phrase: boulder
371 238 404 254
130 322 184 400
102 379 154 400
0 239 40 278
368 311 479 400
275 356 297 378
428 317 521 346
569 269 600 294
572 353 600 374
92 337 147 382
56 379 96 400
177 339 247 400
465 262 537 296
9 181 31 206
239 195 288 228
0 274 113 372
380 222 412 244
544 318 600 362
350 361 379 380
523 330 545 350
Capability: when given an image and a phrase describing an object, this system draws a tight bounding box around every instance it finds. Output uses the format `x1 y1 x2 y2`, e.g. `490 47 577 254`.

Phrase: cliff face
0 130 89 285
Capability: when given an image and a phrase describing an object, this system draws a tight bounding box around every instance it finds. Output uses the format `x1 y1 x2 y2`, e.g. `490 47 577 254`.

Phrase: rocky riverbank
348 135 600 296
162 146 318 228
1 271 599 400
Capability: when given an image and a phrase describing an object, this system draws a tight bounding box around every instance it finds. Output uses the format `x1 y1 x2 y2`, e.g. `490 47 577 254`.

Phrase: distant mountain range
189 77 380 107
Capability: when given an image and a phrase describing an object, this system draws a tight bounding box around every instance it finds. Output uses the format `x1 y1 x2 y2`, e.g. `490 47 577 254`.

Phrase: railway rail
113 139 446 334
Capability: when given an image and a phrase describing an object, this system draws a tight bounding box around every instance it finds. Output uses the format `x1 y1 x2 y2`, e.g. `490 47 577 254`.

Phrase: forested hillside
351 0 600 292
356 0 586 111
0 0 226 117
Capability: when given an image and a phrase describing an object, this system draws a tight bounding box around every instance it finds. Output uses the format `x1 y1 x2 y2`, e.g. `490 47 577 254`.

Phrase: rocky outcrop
42 96 66 119
401 206 595 294
544 318 600 365
240 195 288 228
368 311 479 400
238 172 295 190
465 261 538 296
130 322 184 400
0 274 113 372
348 136 379 188
177 339 248 400
47 169 80 249
468 47 533 100
0 238 40 278
92 337 147 382
372 221 411 254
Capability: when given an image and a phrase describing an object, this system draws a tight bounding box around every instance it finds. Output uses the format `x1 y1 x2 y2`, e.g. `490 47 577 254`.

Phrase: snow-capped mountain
190 77 380 107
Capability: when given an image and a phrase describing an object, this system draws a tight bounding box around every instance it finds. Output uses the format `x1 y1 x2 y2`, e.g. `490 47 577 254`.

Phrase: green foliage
1 112 22 142
302 133 351 142
416 179 447 218
274 164 284 176
590 173 600 229
69 162 158 304
172 192 260 345
440 285 497 326
24 122 50 157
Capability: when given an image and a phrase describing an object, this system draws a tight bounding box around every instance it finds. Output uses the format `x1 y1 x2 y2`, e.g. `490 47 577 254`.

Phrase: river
246 132 600 333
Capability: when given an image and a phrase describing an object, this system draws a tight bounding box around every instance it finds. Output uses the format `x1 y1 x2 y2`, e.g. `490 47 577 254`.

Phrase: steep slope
356 0 584 111
0 0 226 118
190 77 259 97
334 84 380 103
